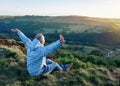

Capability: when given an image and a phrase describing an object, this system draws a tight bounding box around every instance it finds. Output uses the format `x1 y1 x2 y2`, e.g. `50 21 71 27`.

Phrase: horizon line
0 14 120 19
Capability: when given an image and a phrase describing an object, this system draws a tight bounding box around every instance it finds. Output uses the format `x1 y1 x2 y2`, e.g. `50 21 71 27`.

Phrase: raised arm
41 34 65 56
11 28 31 47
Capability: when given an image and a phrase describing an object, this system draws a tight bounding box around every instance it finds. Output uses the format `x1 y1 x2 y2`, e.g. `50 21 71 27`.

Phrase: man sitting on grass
11 28 73 76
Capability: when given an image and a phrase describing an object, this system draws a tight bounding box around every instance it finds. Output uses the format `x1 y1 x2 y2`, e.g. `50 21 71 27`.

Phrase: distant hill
0 16 120 34
0 16 120 47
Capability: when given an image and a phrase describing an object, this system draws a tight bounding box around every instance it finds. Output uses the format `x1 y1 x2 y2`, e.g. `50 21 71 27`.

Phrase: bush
113 59 120 67
86 55 97 64
89 50 104 56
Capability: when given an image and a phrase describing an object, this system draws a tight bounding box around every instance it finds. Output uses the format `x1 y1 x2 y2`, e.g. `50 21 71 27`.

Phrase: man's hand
60 34 65 44
11 28 19 33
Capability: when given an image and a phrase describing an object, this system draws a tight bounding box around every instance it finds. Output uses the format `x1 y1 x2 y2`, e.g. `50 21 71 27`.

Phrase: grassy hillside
0 39 120 86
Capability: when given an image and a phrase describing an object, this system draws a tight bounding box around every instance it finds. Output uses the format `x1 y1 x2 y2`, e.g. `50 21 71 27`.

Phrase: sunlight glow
0 0 120 18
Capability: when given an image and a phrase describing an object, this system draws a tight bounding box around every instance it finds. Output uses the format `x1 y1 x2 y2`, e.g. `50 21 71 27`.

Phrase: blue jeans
41 59 65 75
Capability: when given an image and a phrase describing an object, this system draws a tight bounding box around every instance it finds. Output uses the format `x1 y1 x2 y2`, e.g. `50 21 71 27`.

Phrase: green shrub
89 50 104 56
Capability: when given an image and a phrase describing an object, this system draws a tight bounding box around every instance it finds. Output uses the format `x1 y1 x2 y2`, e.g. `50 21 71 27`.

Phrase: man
11 28 73 76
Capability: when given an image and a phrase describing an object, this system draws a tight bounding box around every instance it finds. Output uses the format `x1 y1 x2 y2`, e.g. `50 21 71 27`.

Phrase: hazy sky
0 0 120 18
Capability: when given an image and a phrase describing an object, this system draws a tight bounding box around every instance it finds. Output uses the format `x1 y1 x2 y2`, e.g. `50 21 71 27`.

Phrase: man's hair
35 34 44 41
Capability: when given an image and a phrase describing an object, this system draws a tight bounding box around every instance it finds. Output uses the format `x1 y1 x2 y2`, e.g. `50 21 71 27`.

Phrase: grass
0 45 120 86
0 45 25 57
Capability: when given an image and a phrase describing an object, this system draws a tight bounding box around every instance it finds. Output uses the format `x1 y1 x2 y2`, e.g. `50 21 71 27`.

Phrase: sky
0 0 120 18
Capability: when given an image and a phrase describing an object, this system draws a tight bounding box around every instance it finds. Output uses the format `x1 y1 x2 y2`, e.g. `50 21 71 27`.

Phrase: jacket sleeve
41 40 62 57
17 30 31 47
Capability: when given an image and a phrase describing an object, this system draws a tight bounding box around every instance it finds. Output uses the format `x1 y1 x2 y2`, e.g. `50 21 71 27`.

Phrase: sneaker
65 63 73 71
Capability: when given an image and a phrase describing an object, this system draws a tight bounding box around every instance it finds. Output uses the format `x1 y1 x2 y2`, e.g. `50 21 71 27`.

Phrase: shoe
65 63 73 71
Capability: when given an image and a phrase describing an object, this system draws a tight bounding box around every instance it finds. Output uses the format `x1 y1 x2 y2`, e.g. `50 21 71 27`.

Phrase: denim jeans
41 59 65 75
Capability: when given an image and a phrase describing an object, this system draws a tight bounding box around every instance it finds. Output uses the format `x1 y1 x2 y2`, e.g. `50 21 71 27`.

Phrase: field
0 16 120 86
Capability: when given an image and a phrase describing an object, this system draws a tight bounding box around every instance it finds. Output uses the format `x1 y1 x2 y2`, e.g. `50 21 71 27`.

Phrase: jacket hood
29 38 43 50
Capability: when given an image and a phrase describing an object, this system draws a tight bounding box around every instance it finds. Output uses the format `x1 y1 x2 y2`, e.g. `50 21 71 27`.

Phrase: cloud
104 0 120 5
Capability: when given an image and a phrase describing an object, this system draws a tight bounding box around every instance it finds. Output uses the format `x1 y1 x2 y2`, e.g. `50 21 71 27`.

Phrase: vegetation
0 39 120 86
0 16 120 47
0 16 120 86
